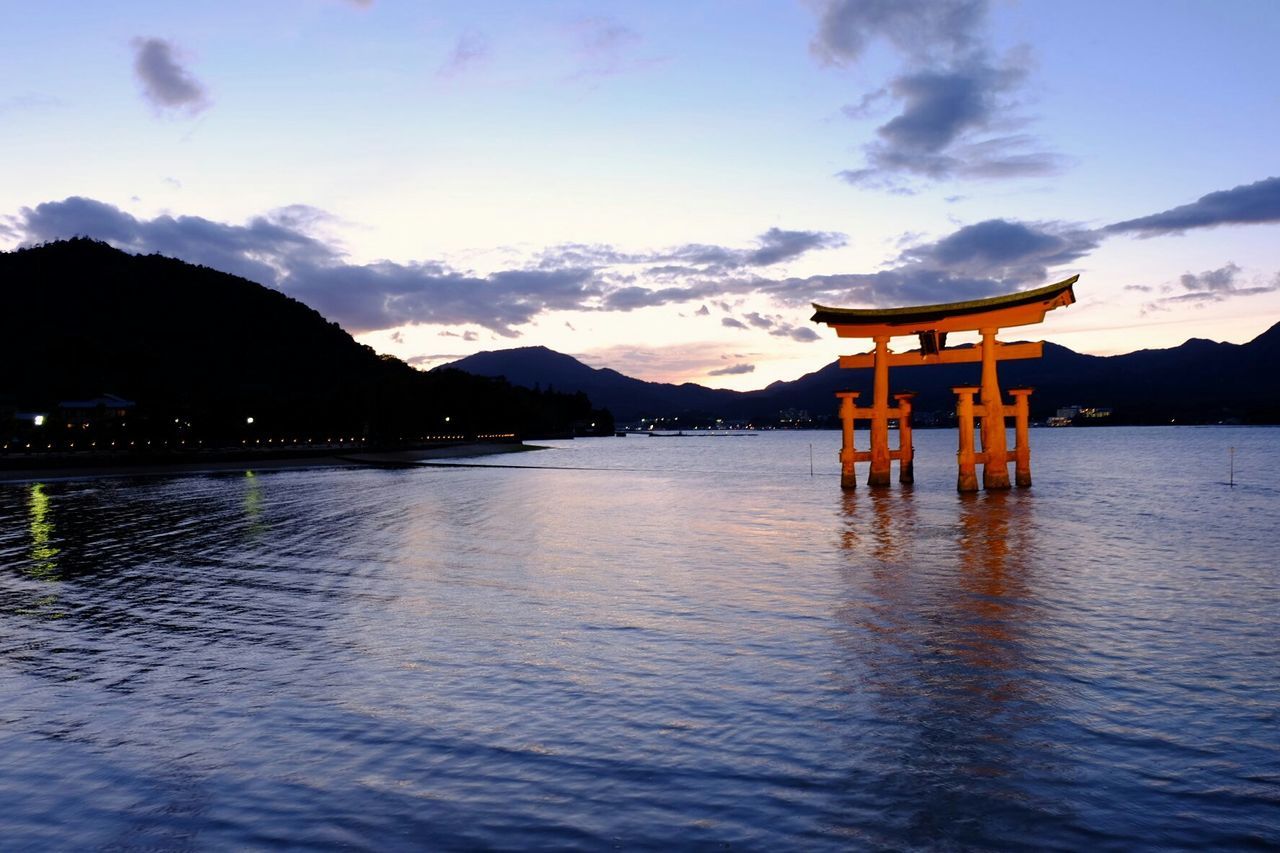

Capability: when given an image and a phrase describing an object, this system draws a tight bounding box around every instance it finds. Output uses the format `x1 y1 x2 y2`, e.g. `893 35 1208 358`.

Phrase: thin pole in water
809 443 814 477
1229 446 1235 487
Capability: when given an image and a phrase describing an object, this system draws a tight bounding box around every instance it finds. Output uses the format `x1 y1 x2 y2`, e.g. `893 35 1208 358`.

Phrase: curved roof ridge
811 275 1078 329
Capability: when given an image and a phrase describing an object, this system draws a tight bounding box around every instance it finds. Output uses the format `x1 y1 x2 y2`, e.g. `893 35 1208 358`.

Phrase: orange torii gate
811 276 1077 492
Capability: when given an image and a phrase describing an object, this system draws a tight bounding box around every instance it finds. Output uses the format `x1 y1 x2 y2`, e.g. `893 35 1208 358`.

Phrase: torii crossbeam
811 275 1077 491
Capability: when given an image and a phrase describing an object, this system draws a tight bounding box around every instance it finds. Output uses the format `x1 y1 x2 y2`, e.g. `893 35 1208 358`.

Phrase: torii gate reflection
811 276 1077 492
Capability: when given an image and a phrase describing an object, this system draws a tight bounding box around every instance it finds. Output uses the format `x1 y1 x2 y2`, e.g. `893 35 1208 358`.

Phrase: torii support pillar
836 391 859 490
954 385 980 493
867 336 892 486
1009 387 1034 487
894 392 916 484
978 329 1011 490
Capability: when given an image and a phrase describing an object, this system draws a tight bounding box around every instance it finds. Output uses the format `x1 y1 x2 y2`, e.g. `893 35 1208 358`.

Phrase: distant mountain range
444 325 1280 425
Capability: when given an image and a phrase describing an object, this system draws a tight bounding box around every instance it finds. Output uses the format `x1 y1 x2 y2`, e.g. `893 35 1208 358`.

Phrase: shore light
33 415 45 426
246 416 255 424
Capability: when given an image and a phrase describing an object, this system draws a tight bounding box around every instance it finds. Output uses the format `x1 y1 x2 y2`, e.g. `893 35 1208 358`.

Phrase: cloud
551 217 1093 317
773 325 822 342
439 31 488 78
900 218 1098 282
12 197 598 336
708 363 755 376
569 17 643 78
852 62 1060 183
879 66 1000 153
730 311 822 342
1141 263 1279 313
811 1 1061 188
132 37 209 115
1105 176 1280 236
1179 263 1242 294
540 227 844 273
766 218 1095 311
841 87 890 119
747 227 847 265
782 268 1003 308
811 0 986 67
837 58 1062 187
8 197 1097 341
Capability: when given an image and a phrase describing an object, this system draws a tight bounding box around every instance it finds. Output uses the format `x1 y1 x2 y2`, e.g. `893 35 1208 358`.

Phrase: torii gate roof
811 275 1077 337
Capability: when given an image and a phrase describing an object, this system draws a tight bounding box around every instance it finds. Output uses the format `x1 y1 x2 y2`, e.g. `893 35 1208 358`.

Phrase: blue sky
3 0 1279 388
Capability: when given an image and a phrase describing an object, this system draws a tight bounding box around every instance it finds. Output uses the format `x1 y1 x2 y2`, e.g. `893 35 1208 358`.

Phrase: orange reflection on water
952 490 1039 710
835 486 1044 766
838 486 918 565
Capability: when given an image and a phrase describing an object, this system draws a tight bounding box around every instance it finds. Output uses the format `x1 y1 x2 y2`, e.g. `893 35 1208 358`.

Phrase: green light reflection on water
21 482 64 618
244 469 265 538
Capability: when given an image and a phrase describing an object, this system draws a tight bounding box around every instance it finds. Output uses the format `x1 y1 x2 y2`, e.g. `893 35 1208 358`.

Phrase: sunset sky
4 0 1279 389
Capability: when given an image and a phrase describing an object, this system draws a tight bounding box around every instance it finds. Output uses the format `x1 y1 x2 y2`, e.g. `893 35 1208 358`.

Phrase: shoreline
0 442 541 484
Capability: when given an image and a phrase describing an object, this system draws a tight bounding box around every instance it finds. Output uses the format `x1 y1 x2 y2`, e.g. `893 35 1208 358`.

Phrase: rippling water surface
2 428 1277 850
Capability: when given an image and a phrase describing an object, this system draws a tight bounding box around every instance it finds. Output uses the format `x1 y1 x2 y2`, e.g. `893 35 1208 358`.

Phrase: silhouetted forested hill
0 239 611 442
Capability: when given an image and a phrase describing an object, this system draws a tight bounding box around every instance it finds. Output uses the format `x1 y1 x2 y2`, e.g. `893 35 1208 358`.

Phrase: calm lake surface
1 427 1277 850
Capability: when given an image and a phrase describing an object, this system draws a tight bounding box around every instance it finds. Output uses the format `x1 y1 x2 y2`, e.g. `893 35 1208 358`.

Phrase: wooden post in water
979 329 1011 490
1009 387 1033 487
868 336 892 486
954 385 980 493
836 391 859 490
895 391 916 484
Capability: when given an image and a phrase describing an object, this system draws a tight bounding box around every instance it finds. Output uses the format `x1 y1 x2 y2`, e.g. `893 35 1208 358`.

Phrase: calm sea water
1 428 1277 850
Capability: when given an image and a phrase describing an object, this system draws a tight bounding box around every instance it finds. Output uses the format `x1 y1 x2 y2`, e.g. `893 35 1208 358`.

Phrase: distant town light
33 415 45 426
246 416 255 424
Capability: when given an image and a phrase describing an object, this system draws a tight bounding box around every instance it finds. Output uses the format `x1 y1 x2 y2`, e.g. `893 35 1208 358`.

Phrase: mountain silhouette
446 346 742 421
448 326 1280 424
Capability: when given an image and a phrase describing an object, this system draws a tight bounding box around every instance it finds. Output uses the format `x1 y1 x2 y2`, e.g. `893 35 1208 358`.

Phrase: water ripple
1 429 1277 848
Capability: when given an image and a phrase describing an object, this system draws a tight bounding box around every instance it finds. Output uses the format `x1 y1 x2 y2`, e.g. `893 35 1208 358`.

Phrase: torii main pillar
812 276 1077 491
978 328 1010 489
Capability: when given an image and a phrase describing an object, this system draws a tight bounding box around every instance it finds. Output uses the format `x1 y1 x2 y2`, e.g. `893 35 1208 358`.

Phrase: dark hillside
0 239 611 443
3 239 384 427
